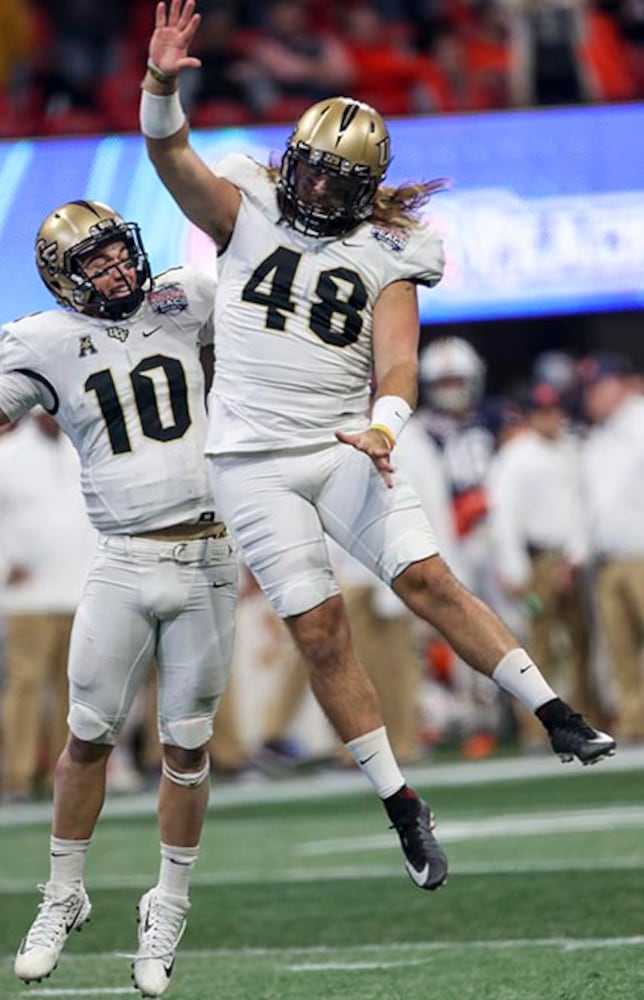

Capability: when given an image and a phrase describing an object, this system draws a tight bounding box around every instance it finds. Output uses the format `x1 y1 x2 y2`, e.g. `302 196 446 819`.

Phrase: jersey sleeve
152 265 216 346
213 153 280 220
397 223 445 288
0 323 55 419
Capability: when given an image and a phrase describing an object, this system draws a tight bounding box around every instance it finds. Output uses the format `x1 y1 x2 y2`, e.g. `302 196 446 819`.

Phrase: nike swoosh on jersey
404 859 430 887
142 326 162 338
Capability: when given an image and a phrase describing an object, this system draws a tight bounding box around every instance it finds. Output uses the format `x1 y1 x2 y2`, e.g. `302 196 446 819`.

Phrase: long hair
371 179 449 228
266 163 449 230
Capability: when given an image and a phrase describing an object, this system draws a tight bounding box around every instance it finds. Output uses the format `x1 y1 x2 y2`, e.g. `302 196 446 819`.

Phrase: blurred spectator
250 0 354 117
337 3 445 114
0 0 34 99
0 0 641 137
414 338 509 751
0 412 96 801
580 352 644 743
180 2 260 123
38 1 129 116
614 0 644 90
504 0 599 105
487 383 596 751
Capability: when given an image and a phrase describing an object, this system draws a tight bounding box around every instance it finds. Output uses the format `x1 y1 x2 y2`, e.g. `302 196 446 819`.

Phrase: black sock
535 697 573 730
383 784 418 824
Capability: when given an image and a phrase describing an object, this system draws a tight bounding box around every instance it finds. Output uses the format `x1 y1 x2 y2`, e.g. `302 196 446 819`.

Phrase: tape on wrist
369 395 412 446
140 88 186 139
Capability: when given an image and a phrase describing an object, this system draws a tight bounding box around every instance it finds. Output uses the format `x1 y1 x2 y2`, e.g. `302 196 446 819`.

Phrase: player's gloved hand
335 428 395 488
149 0 202 79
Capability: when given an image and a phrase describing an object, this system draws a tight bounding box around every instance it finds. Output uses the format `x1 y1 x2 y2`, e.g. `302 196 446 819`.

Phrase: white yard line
18 991 133 997
2 745 643 828
299 805 644 854
15 936 644 967
1 854 644 896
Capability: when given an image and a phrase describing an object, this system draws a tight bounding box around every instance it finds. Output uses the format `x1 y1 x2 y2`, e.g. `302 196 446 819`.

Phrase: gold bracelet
147 60 176 85
370 423 396 448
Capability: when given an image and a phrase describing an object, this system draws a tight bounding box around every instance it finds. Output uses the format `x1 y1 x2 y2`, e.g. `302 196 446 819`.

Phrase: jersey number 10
85 354 191 455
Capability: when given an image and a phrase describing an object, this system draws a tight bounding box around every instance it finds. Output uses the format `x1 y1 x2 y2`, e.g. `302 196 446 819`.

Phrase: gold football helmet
278 96 392 237
35 200 151 319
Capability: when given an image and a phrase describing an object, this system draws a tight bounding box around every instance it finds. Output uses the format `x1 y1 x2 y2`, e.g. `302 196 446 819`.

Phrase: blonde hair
266 163 448 230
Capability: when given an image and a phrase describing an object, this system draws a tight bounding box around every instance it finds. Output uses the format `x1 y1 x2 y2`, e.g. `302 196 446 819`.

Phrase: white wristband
140 89 186 140
370 395 412 445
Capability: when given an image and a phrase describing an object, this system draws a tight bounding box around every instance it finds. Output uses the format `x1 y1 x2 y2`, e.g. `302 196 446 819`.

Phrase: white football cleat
14 881 91 982
133 887 189 998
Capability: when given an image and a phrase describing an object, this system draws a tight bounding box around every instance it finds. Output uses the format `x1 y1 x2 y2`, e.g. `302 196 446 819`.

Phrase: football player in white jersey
139 0 615 894
0 200 237 998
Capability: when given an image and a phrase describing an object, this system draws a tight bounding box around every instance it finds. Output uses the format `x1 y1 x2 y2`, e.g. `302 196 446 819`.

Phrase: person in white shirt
580 352 644 743
139 0 614 913
488 383 595 749
0 410 96 799
0 200 236 998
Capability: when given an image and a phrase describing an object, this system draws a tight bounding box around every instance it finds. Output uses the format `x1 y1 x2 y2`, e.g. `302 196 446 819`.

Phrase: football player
0 200 237 997
140 0 615 906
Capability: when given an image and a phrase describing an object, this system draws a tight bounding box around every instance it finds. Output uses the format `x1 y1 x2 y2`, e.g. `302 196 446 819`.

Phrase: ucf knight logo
106 326 129 343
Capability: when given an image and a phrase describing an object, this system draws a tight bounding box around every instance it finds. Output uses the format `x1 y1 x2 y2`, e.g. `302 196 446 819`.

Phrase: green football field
0 753 643 1000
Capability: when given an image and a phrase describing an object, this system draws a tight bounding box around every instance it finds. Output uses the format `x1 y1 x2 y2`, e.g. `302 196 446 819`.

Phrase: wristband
140 88 186 139
147 60 176 86
369 395 412 446
370 424 396 449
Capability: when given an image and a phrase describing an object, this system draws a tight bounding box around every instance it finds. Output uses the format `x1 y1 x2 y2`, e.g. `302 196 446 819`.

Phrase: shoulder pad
213 153 279 220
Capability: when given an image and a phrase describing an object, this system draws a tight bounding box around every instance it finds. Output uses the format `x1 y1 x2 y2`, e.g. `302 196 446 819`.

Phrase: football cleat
548 712 616 765
14 882 91 983
133 887 189 998
390 795 449 891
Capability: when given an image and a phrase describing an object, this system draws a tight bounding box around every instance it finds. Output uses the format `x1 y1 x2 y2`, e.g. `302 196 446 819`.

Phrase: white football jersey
0 266 217 534
206 154 445 454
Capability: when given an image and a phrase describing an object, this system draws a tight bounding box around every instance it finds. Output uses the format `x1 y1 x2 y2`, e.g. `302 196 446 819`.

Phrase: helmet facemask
279 143 379 238
35 201 152 320
69 224 150 320
277 97 391 239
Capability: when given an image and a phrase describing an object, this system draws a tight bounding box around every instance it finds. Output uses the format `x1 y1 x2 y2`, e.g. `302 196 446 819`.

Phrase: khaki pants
343 586 421 763
596 558 644 740
259 586 421 764
519 553 594 745
2 612 73 795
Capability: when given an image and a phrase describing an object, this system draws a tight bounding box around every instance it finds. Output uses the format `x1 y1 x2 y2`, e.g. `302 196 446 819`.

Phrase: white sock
344 726 405 799
492 648 557 712
158 843 199 900
49 835 90 886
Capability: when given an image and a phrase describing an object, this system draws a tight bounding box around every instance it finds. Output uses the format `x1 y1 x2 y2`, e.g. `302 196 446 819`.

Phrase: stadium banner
1 102 643 324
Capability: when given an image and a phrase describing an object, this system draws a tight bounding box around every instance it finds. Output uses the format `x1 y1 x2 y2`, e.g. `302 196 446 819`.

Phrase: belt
526 544 561 559
134 521 229 542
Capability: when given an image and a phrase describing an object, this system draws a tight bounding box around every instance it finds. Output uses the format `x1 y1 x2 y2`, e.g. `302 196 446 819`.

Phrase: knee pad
162 756 211 788
161 714 215 750
68 702 116 744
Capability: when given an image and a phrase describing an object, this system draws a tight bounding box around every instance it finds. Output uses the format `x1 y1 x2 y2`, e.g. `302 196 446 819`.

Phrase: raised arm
141 0 241 250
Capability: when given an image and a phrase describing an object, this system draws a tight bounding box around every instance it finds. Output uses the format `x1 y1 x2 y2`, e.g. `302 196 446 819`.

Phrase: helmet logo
376 136 391 169
36 238 59 276
339 103 360 133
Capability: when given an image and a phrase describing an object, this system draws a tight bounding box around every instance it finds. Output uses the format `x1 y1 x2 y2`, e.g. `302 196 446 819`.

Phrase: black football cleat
548 712 616 765
390 795 449 891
